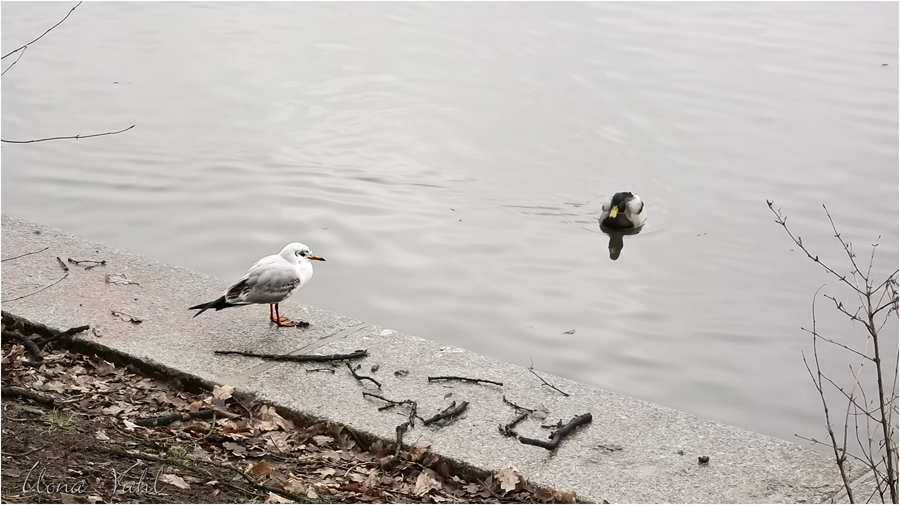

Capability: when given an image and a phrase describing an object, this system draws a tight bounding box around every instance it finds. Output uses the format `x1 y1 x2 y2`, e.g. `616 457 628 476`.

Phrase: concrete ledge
1 214 850 503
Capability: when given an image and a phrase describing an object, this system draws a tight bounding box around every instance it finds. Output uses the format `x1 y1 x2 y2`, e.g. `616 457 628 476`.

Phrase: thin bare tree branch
2 124 135 144
1 45 27 76
2 1 83 60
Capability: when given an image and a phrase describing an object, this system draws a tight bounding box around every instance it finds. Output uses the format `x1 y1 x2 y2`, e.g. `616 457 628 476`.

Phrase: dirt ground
0 315 578 504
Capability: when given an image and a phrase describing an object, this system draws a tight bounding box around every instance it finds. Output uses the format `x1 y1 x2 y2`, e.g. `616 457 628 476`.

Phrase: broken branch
1 386 59 409
2 124 136 144
423 401 469 426
346 362 381 388
1 330 43 362
213 349 368 363
528 360 570 397
135 408 236 427
428 376 503 387
32 324 90 347
518 413 592 450
1 246 49 262
499 412 528 437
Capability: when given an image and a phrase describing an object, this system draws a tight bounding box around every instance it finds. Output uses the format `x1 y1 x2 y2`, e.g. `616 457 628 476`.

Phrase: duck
600 192 646 230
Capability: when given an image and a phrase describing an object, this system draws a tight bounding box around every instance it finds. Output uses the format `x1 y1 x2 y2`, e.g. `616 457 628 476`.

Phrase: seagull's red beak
310 256 325 261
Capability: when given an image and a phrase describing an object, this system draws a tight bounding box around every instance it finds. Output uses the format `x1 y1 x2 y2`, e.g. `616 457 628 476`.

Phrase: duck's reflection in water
599 224 643 261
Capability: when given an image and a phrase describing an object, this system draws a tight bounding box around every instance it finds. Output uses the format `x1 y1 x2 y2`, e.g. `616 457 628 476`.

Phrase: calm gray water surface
3 2 898 447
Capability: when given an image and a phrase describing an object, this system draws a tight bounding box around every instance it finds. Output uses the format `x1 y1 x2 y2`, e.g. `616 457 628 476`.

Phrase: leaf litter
1 316 580 504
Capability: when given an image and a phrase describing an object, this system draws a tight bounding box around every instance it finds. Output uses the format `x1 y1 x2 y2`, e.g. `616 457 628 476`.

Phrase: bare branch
2 2 83 60
2 124 135 144
1 45 27 76
1 246 49 262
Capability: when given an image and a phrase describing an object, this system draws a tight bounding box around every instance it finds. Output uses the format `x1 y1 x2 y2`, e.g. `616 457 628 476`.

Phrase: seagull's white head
280 242 326 264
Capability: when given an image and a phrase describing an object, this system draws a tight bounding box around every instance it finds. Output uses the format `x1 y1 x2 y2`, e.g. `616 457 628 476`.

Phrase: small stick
528 360 570 397
2 124 136 144
33 324 90 347
518 412 592 450
306 368 335 374
56 257 69 272
214 349 368 362
361 392 417 427
0 272 69 303
1 246 49 262
395 422 409 457
68 258 107 270
135 409 217 427
502 395 535 413
499 412 529 437
427 376 503 387
1 386 59 408
422 401 469 426
1 330 43 362
346 362 381 388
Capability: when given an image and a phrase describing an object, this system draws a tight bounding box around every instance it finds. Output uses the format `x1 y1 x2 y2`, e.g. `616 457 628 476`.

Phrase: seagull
189 242 325 327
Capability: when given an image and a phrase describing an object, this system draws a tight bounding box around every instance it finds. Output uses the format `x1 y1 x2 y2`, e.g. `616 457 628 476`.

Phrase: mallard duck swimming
600 192 646 230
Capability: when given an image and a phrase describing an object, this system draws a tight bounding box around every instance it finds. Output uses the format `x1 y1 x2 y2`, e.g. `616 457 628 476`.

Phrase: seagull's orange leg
273 303 294 327
269 304 276 322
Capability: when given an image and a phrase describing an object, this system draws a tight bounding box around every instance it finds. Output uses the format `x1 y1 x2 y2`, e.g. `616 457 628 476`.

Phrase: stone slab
1 214 851 503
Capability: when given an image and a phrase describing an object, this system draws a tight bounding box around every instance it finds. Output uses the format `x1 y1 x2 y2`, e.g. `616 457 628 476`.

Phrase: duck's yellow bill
609 207 619 218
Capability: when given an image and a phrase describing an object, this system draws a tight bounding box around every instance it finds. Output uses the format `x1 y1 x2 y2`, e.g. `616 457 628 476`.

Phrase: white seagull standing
189 242 325 327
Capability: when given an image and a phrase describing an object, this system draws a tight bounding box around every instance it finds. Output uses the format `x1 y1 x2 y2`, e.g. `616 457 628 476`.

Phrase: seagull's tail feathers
189 295 235 318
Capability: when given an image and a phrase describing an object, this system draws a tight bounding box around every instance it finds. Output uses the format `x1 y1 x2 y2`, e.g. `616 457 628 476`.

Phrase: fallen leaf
248 460 274 478
122 419 140 431
161 473 190 490
551 488 578 503
263 492 292 504
316 468 336 477
105 273 139 285
223 442 246 457
86 495 103 504
60 493 79 504
213 384 234 400
95 430 110 441
413 469 441 497
496 462 521 493
312 435 333 446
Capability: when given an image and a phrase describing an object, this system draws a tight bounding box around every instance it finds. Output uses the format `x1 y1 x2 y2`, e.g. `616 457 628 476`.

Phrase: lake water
2 2 897 449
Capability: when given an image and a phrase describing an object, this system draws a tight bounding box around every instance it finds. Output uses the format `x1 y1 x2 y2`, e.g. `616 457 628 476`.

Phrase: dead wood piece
502 395 535 413
518 412 592 450
0 271 69 304
423 401 469 426
528 360 570 397
306 368 335 374
395 422 410 457
428 376 503 387
499 412 529 437
56 257 69 272
214 349 368 363
2 330 43 362
346 362 381 388
33 324 90 347
362 392 417 427
1 386 59 408
135 409 217 427
1 246 49 262
67 257 106 270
